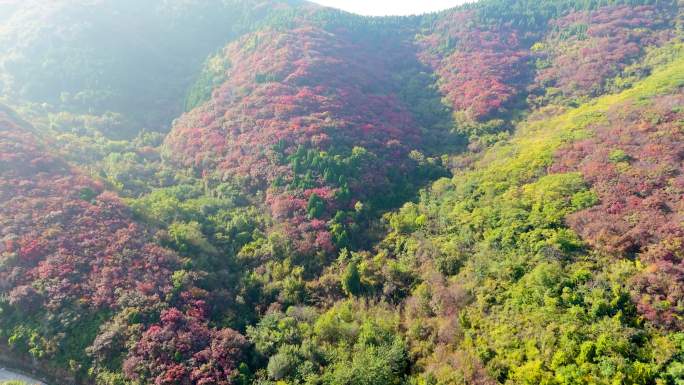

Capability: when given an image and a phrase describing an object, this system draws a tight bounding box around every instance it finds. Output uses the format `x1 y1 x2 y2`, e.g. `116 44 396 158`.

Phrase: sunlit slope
377 46 684 384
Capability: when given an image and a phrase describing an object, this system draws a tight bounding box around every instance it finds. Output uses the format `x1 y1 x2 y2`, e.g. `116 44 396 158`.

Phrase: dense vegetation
379 43 684 385
0 0 682 384
165 21 453 266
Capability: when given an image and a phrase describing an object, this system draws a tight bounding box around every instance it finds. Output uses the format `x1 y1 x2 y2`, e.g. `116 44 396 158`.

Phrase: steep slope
0 106 255 385
418 9 532 123
555 91 684 329
366 44 684 385
165 18 454 263
417 1 679 142
0 105 174 380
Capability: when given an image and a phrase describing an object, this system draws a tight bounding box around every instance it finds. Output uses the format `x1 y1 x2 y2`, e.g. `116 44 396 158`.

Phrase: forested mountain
0 1 683 384
0 0 307 137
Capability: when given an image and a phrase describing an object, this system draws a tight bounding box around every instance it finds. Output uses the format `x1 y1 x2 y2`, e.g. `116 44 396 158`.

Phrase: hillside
165 18 454 263
376 43 684 384
0 105 176 381
0 106 260 385
0 0 683 384
0 0 307 137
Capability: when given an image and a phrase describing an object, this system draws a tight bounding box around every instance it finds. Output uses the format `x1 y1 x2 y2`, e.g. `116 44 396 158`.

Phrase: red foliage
535 5 674 99
123 307 248 385
551 94 684 328
0 108 178 312
167 26 420 176
165 25 430 254
418 10 531 120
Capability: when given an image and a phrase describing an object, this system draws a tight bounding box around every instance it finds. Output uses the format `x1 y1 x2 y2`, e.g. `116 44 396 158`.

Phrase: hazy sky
310 0 471 16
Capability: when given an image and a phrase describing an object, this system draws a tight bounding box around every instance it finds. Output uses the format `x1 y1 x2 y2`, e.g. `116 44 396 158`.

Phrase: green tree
307 193 326 219
342 262 362 296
